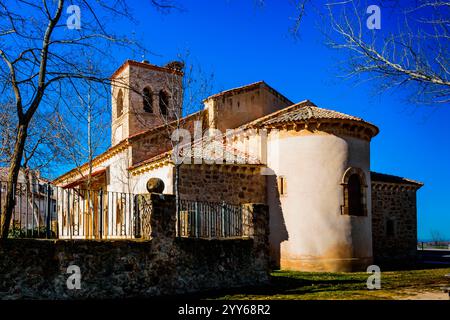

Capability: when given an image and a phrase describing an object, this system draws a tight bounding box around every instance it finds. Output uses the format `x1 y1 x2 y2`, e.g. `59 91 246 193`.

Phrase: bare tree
288 0 311 39
0 0 175 238
324 0 450 105
56 71 110 190
0 102 65 174
255 0 311 39
430 229 445 246
167 59 214 218
256 1 449 104
128 55 214 218
0 101 68 234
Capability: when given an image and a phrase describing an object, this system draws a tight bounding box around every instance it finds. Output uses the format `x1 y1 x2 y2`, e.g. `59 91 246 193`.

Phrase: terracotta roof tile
129 134 261 172
111 59 183 79
250 101 367 126
371 172 423 187
204 81 293 104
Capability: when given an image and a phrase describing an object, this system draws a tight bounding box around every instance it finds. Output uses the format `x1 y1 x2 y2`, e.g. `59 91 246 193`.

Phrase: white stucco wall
130 165 174 194
266 129 373 272
106 148 133 193
89 147 174 195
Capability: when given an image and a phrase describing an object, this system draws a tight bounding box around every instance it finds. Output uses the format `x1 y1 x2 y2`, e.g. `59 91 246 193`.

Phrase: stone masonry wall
371 183 418 263
130 111 206 166
0 194 270 299
178 164 266 204
131 130 173 165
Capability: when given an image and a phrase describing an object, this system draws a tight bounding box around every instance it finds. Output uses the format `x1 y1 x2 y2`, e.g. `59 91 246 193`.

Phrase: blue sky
84 0 450 240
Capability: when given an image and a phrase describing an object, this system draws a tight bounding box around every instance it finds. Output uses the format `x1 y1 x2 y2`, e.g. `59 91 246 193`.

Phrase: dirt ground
399 289 450 300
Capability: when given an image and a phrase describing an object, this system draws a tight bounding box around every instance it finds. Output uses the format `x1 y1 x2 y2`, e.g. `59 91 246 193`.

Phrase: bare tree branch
324 0 450 105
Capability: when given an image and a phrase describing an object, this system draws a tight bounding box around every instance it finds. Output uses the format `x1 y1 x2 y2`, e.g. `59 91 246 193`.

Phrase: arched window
386 219 396 237
143 87 153 113
348 174 363 215
159 91 169 116
116 89 123 118
341 167 367 216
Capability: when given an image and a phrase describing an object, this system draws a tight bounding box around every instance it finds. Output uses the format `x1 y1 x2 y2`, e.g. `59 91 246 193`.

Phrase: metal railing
57 188 137 239
0 181 137 239
418 241 450 250
178 200 244 239
1 181 247 240
0 181 57 239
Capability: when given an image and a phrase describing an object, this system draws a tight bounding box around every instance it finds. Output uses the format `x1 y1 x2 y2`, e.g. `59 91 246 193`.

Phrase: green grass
207 267 450 300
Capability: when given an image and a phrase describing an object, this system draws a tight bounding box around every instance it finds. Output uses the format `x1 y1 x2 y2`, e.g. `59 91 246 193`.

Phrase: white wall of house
106 148 133 193
0 168 56 232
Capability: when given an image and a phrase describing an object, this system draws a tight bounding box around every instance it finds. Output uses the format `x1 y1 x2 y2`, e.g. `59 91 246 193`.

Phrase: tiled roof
371 172 423 187
52 140 128 184
111 59 183 79
204 81 293 104
188 137 261 165
54 111 205 183
129 135 261 172
265 105 363 124
247 100 370 126
62 168 107 189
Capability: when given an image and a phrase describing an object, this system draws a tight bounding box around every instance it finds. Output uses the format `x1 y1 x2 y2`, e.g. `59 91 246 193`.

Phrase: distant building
0 167 56 232
54 60 423 271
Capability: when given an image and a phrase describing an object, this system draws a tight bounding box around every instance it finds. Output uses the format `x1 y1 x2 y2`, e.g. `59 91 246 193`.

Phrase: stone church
54 60 423 272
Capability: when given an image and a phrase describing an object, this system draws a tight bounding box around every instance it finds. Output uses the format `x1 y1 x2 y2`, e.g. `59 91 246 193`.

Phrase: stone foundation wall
0 194 269 299
178 164 266 204
371 183 419 263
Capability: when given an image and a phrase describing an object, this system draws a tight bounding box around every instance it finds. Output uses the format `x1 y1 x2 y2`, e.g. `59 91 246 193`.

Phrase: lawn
208 267 450 300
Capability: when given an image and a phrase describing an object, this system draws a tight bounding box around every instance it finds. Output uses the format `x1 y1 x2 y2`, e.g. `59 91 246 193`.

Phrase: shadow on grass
186 273 364 300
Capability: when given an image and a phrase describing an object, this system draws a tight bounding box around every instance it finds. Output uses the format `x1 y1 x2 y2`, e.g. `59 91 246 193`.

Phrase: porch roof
62 168 107 189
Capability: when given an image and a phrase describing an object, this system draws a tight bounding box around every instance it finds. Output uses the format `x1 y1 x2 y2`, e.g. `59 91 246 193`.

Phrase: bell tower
111 60 184 146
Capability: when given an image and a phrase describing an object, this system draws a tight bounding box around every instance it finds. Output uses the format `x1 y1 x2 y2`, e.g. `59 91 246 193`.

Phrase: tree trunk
175 163 180 236
87 88 93 191
1 123 28 239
